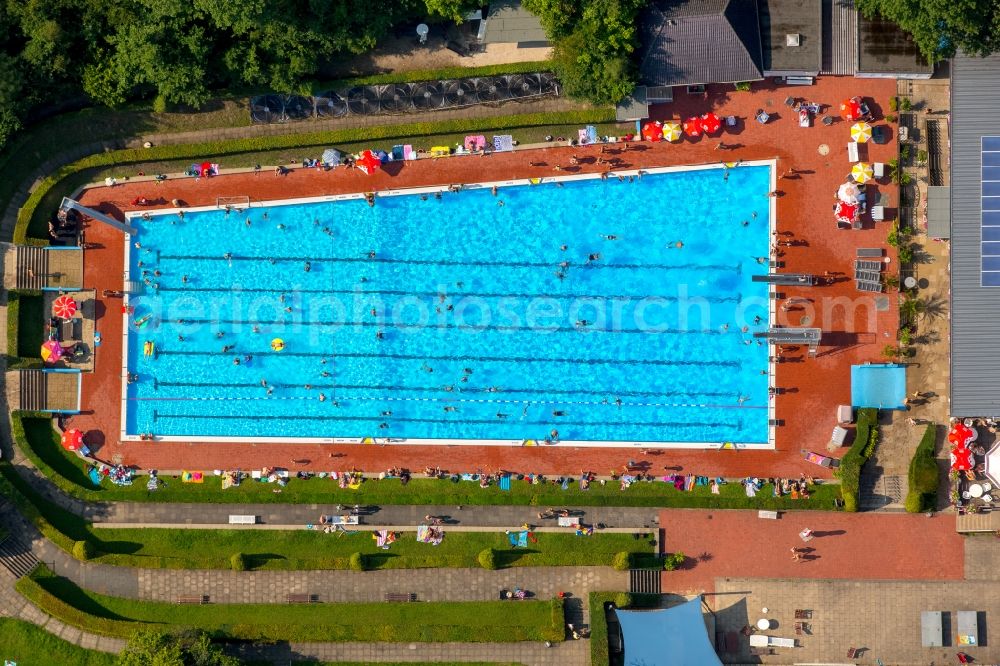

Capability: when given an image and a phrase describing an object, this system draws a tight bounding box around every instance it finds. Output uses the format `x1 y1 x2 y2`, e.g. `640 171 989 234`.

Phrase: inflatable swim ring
271 338 285 352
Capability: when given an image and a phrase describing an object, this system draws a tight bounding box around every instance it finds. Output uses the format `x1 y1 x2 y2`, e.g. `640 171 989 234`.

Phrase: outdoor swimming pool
122 163 773 445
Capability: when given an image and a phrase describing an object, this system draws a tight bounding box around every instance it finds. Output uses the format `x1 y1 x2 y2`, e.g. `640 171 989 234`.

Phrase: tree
423 0 479 23
855 0 1000 62
527 0 643 105
118 629 239 666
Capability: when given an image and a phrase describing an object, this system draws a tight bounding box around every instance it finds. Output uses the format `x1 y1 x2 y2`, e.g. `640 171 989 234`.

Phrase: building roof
759 0 821 74
639 0 764 87
482 0 550 45
857 13 932 75
927 185 950 239
616 597 723 666
951 53 1000 416
616 87 650 122
820 0 857 75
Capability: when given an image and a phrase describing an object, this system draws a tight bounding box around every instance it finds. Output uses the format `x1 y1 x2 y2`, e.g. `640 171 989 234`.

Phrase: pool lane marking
151 350 743 368
157 254 739 273
154 286 743 304
154 381 742 399
157 319 745 336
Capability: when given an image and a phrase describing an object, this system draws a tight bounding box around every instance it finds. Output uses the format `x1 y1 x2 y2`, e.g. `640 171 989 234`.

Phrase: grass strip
0 617 117 666
15 414 841 511
17 565 565 643
18 108 615 242
1 445 654 571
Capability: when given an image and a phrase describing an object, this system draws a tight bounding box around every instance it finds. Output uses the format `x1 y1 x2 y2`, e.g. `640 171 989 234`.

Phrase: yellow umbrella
851 162 874 184
662 122 681 142
851 122 872 143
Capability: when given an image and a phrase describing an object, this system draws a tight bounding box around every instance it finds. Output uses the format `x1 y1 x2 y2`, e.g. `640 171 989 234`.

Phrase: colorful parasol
61 428 84 452
835 201 858 223
699 112 722 134
951 445 974 472
840 98 862 121
851 122 873 143
837 181 861 204
851 162 874 184
41 339 63 363
641 121 663 142
682 117 702 138
52 294 78 319
662 122 682 142
356 150 381 175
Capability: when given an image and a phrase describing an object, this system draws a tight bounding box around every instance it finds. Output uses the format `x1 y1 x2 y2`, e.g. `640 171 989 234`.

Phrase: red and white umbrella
52 294 78 319
641 121 663 142
682 117 702 137
356 150 381 175
949 422 975 446
951 445 974 472
835 201 858 223
699 112 722 135
840 98 862 121
61 428 84 452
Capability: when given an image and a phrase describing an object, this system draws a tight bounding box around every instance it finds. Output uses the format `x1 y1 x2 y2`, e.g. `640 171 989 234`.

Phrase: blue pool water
125 165 772 443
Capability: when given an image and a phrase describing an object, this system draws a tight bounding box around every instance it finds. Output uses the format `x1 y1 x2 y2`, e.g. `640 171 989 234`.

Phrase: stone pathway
713 576 999 665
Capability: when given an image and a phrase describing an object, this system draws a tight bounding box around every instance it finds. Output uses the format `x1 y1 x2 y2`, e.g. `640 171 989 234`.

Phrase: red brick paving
69 76 899 476
658 509 963 594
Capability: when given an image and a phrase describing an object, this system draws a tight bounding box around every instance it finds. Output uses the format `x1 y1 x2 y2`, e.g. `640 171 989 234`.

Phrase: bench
785 76 814 86
757 510 779 520
228 514 257 525
384 592 417 602
286 593 319 603
857 248 883 258
557 516 581 527
177 595 208 604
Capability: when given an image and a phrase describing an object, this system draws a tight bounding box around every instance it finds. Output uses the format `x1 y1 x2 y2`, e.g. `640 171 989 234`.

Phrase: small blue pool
123 164 773 444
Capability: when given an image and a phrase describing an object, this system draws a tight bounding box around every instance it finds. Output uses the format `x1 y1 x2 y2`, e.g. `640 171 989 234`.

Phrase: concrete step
0 535 39 578
629 568 661 595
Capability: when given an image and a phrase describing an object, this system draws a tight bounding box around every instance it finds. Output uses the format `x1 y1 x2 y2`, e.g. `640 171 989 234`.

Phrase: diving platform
751 273 817 286
754 327 823 355
60 197 136 235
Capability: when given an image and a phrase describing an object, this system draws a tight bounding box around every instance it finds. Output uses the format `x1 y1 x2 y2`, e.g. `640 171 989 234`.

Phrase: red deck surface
70 77 898 476
659 509 964 593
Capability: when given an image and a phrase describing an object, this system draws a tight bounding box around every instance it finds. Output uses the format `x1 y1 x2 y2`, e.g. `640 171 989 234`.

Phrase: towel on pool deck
493 135 513 152
499 475 511 491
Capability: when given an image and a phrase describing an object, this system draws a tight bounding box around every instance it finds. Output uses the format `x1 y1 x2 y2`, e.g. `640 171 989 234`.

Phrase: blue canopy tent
615 597 723 666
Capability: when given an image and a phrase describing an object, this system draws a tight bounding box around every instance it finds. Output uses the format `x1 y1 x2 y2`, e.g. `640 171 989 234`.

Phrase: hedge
15 107 615 244
905 424 940 513
836 408 880 512
5 291 44 368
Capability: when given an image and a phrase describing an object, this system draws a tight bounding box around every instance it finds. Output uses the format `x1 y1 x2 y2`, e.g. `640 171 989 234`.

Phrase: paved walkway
713 577 999 665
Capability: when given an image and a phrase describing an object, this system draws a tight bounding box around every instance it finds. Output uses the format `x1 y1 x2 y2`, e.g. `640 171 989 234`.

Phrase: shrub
15 108 616 243
734 81 752 92
613 592 633 608
348 552 366 571
898 244 914 265
152 94 168 114
900 97 912 111
888 96 898 112
478 548 497 570
886 113 897 123
835 408 879 512
906 424 940 512
230 553 247 571
611 551 632 571
72 540 96 561
662 551 686 571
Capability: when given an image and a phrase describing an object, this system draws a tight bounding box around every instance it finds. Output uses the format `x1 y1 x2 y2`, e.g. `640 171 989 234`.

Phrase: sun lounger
855 259 883 271
855 269 881 282
856 280 884 293
755 109 770 124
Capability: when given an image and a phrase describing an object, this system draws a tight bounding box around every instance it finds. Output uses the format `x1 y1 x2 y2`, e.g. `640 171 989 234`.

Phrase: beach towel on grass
499 475 511 491
181 471 203 483
88 467 102 486
586 125 598 143
493 135 513 152
508 530 529 548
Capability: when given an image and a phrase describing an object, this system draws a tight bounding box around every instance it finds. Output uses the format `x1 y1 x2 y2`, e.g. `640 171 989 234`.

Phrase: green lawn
26 120 631 240
16 415 842 511
18 566 565 643
15 294 44 359
0 617 116 666
87 527 652 571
